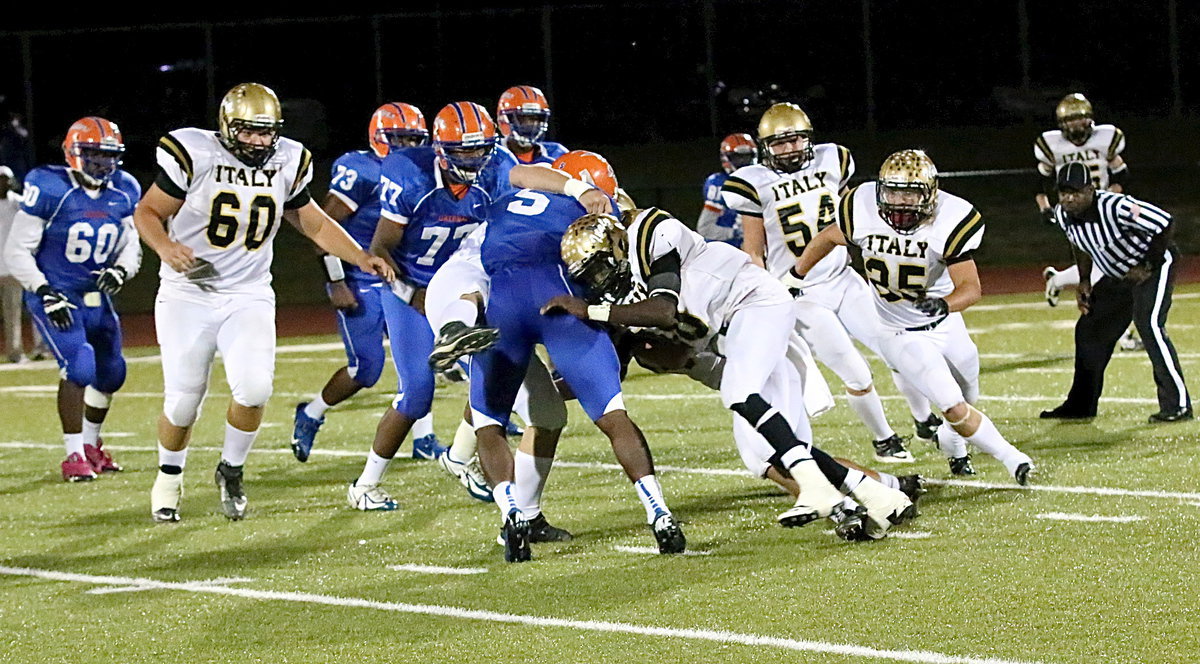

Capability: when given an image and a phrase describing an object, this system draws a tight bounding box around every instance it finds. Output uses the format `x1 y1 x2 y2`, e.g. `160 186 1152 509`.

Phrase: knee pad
163 390 205 428
83 386 111 409
92 354 127 395
352 349 385 388
64 343 97 388
231 375 273 408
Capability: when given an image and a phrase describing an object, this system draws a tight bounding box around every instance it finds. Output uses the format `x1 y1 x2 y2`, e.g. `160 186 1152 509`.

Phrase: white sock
413 413 434 439
840 496 862 511
449 419 476 463
304 395 330 419
357 450 392 486
964 412 1032 475
512 384 531 427
846 389 894 440
514 451 553 518
221 423 257 466
157 443 188 471
937 421 969 458
840 468 867 494
876 471 900 490
442 298 479 328
63 432 84 457
493 480 521 517
633 475 670 523
890 370 932 421
81 419 102 448
779 445 812 469
1053 264 1080 289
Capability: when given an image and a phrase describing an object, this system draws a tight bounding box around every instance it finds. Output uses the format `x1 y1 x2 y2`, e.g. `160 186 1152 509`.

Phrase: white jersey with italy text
1033 123 1125 191
155 127 314 294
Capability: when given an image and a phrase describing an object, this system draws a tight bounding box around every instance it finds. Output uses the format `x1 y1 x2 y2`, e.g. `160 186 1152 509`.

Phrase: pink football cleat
62 452 98 482
85 440 122 473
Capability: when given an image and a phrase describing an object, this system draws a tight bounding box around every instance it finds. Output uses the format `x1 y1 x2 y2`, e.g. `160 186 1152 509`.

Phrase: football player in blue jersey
470 150 684 562
695 133 756 246
345 101 518 511
497 86 567 165
291 102 436 463
4 117 141 481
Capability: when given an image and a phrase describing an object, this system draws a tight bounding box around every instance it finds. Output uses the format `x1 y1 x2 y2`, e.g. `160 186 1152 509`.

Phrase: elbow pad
1108 165 1128 188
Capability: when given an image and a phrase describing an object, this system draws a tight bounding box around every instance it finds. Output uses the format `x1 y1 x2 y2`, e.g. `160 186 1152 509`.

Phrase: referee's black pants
1060 246 1191 415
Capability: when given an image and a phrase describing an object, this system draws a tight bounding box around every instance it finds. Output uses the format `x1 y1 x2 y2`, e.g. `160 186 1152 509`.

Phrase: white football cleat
437 451 493 502
849 477 916 540
347 481 398 511
1042 267 1061 307
778 458 844 528
151 471 184 523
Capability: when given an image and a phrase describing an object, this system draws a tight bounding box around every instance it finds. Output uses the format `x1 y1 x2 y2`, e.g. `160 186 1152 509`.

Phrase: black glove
95 265 127 295
913 296 949 318
36 285 75 330
1040 207 1056 225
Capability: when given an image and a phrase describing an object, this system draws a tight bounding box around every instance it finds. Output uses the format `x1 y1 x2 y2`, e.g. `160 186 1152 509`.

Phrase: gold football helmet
757 102 814 173
219 83 284 167
1055 93 1094 144
876 149 938 234
561 213 633 302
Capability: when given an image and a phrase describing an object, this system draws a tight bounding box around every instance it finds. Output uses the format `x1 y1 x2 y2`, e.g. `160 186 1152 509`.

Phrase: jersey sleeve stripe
837 146 850 183
636 209 669 272
944 208 983 259
837 184 859 243
158 135 193 184
290 148 313 197
1107 129 1125 161
720 176 759 206
1034 136 1053 164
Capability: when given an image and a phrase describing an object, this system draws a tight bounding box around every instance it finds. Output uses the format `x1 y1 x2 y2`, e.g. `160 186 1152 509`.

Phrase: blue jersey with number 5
378 146 516 287
20 166 140 293
481 189 619 275
327 149 384 283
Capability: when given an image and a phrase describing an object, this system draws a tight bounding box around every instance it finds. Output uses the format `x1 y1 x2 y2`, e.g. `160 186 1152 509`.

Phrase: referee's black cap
1056 162 1091 191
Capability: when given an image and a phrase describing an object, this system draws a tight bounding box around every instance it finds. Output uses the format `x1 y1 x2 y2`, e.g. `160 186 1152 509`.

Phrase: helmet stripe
390 103 407 125
451 102 467 136
468 103 484 133
92 117 106 138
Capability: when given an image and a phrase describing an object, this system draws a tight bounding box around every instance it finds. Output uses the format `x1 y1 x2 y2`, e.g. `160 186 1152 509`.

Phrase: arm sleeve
113 216 142 278
719 175 762 217
4 209 50 292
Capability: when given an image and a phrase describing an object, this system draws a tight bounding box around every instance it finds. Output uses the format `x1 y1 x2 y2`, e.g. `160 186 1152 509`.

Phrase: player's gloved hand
913 296 949 318
37 285 76 330
1040 207 1056 225
94 266 127 295
780 267 805 297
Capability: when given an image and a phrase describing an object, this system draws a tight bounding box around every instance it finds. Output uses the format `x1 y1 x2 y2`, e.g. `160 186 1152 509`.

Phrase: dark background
3 0 1198 311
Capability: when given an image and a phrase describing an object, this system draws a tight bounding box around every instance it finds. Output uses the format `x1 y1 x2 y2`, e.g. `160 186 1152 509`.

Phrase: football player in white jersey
546 206 917 540
793 150 1034 484
1035 94 1142 349
721 102 936 463
133 83 393 522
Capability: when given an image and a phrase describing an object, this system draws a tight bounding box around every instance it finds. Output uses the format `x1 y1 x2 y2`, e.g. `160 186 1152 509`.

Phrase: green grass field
1 287 1198 664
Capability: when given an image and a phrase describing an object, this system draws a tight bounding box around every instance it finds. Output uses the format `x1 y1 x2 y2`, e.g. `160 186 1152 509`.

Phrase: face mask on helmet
876 181 935 234
762 131 813 173
227 121 281 168
722 148 757 172
378 127 428 150
76 146 123 185
437 142 496 184
1059 115 1094 144
502 110 549 148
570 251 633 304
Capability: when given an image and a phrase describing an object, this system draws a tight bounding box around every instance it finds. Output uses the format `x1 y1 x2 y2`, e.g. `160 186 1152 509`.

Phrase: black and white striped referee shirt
1054 191 1172 279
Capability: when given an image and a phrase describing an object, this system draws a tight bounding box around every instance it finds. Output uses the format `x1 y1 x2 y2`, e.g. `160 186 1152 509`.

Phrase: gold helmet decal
756 102 814 173
219 83 284 167
876 149 938 234
561 213 633 302
1055 93 1094 144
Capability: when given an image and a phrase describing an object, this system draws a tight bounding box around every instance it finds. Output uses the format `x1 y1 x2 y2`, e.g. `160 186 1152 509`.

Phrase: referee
1040 162 1192 422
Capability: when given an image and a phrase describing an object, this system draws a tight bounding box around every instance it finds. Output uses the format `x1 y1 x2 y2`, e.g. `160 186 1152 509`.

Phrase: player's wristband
586 304 612 322
564 178 595 201
322 255 346 282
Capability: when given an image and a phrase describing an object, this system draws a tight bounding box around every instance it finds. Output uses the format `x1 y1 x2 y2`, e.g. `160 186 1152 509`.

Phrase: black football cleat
1014 462 1035 486
831 504 869 542
1039 405 1095 420
897 474 927 502
429 322 500 372
214 461 247 521
913 413 943 442
872 434 914 463
527 514 573 543
948 455 976 476
501 513 531 563
651 513 686 554
1148 407 1193 423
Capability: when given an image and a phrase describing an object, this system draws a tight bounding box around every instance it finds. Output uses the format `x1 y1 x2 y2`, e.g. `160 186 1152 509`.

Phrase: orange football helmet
719 133 757 173
62 116 124 187
497 85 551 148
432 102 498 184
551 150 618 198
368 102 428 157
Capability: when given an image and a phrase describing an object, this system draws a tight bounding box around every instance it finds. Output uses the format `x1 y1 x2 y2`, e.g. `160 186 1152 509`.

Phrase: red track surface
4 258 1198 352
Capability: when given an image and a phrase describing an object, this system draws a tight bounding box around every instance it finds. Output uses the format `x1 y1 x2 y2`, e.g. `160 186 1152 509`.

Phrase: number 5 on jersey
208 191 277 250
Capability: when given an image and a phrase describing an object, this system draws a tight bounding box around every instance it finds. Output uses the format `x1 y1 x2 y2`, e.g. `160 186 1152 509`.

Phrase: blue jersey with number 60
20 165 141 293
481 189 619 275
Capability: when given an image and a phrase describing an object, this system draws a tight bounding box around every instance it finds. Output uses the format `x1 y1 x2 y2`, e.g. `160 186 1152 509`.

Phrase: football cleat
1039 405 1095 419
214 461 247 520
61 452 97 482
913 413 942 442
778 458 842 527
1148 407 1194 423
897 474 927 502
1014 462 1035 486
948 455 976 476
501 512 532 563
437 450 494 502
505 419 524 438
84 440 121 473
850 478 916 540
528 513 574 542
651 512 686 554
1119 329 1144 352
411 434 447 460
872 434 914 463
1042 267 1061 307
291 402 324 463
151 471 183 523
347 481 398 511
830 503 869 542
429 321 500 372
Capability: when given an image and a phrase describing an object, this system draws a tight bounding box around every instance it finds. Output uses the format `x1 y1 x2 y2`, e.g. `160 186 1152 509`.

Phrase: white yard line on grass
1033 513 1144 523
387 564 488 575
0 566 1043 664
86 576 253 595
613 545 712 556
